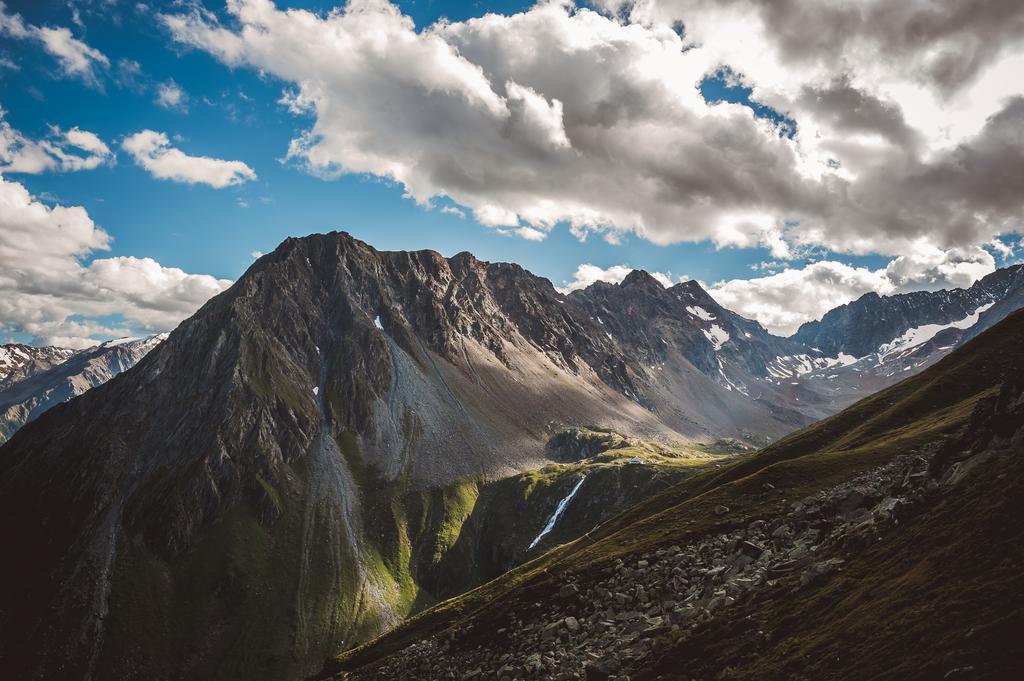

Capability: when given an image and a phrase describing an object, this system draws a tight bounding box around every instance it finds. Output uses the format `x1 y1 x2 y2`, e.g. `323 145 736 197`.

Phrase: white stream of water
529 475 587 550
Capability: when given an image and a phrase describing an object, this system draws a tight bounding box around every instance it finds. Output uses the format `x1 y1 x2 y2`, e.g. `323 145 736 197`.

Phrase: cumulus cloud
121 130 256 188
0 2 109 87
0 174 232 347
161 1 822 247
708 262 896 336
159 0 1024 275
708 247 998 335
0 112 113 173
558 263 673 293
155 79 189 111
601 0 1024 99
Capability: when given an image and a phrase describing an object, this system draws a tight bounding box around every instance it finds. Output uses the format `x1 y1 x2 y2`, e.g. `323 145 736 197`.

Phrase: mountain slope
567 273 826 424
0 335 166 443
325 308 1024 681
0 232 804 681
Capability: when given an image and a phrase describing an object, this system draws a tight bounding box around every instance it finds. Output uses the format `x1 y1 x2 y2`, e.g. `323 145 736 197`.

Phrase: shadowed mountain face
0 232 1022 681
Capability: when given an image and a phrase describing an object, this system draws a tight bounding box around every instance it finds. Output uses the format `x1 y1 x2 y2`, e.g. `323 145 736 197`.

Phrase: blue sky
0 0 870 283
1 0 1021 346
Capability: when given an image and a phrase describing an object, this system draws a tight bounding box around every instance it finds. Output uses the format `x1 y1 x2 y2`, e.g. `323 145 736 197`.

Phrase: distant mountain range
0 335 166 444
0 232 1021 681
0 343 77 389
793 264 1024 358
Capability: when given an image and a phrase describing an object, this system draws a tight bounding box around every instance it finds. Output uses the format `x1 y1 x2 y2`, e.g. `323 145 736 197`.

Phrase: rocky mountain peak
620 269 665 289
670 279 720 308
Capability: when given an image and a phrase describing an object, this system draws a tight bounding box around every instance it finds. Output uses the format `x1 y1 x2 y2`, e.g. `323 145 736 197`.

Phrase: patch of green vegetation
336 430 373 488
433 480 480 563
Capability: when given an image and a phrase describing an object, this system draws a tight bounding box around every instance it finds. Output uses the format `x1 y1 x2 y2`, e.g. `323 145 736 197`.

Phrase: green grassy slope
324 308 1024 676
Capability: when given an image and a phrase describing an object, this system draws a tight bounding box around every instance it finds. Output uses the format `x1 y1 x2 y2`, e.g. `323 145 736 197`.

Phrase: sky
1 0 1022 348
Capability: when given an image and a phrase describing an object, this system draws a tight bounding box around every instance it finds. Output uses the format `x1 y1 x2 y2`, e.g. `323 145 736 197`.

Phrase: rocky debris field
338 448 955 681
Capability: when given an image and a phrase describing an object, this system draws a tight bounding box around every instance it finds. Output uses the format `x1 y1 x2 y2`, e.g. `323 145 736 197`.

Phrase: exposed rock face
932 363 1024 482
546 428 629 463
0 343 77 389
0 335 166 443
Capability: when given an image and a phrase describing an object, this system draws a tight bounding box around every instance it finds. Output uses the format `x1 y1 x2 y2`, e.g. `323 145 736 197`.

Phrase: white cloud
161 1 813 247
0 174 232 347
708 247 997 335
0 3 109 87
709 262 896 336
558 263 673 293
0 112 113 173
156 79 189 111
160 0 1024 265
988 237 1014 259
122 129 256 188
512 226 547 242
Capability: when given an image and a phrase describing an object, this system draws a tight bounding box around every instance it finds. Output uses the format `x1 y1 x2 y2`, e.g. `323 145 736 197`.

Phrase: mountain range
0 232 1021 681
0 343 77 390
0 335 166 444
4 237 1021 449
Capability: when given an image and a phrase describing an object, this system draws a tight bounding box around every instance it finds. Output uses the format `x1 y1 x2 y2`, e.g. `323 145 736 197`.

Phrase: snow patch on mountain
877 302 994 359
0 344 78 387
0 334 168 444
686 305 716 321
703 325 730 351
767 352 859 379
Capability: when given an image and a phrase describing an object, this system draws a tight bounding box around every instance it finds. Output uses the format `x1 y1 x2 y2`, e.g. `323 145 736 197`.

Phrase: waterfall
528 475 587 550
